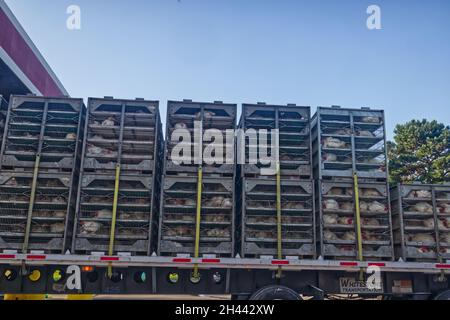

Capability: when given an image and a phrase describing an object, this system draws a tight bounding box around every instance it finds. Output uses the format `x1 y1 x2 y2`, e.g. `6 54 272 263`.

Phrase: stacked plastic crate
0 95 7 144
72 97 163 255
0 95 85 253
312 106 394 261
158 100 237 257
391 184 450 262
312 106 394 260
238 103 315 259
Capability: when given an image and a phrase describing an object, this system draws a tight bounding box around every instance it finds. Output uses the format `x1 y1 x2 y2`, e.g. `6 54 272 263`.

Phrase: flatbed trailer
1 252 450 299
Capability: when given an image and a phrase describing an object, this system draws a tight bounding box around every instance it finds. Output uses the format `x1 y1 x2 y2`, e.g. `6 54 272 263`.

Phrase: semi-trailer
0 98 449 300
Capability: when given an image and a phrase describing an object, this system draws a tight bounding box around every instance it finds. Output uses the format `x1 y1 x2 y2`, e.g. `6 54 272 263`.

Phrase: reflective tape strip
100 256 120 262
271 260 289 265
172 258 192 263
26 255 46 260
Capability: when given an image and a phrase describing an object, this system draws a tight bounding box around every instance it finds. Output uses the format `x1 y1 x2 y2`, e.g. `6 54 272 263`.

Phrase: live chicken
323 214 338 225
175 123 188 130
342 231 356 241
65 133 77 140
95 209 112 219
361 116 379 123
339 202 353 211
438 203 450 214
412 202 433 214
323 137 347 149
361 188 380 197
356 130 374 137
80 221 102 234
323 230 339 241
362 218 380 227
50 223 65 233
323 199 339 210
407 234 435 243
338 217 354 225
322 153 337 162
102 117 116 127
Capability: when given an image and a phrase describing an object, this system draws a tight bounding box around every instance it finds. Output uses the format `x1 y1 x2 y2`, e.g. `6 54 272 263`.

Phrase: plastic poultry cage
158 176 235 257
164 100 237 177
238 178 316 258
0 95 7 146
316 180 394 260
390 184 450 262
0 95 85 253
311 106 388 181
72 97 163 255
239 103 312 179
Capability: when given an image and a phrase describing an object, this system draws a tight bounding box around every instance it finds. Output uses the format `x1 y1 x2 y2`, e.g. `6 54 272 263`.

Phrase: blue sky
5 0 450 138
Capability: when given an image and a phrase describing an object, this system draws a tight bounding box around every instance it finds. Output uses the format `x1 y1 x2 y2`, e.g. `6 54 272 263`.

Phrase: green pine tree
388 119 450 184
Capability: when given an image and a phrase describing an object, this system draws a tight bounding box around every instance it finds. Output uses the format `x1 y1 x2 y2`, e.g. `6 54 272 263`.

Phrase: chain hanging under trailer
22 102 49 254
107 103 126 278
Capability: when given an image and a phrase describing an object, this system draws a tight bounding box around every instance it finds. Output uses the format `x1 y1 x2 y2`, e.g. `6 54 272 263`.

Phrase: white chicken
361 116 379 123
101 117 116 127
5 178 18 186
356 130 374 137
95 209 112 219
52 211 66 218
339 202 353 211
414 190 432 198
323 230 339 241
362 230 381 241
362 218 380 227
80 221 102 234
50 223 65 233
368 201 386 213
441 217 450 228
327 187 344 196
412 202 433 214
323 199 339 210
438 203 450 214
174 123 188 130
361 188 380 197
283 202 305 210
222 198 233 208
323 214 338 225
87 144 104 155
65 133 77 140
323 137 347 149
337 217 354 225
333 128 352 136
322 153 337 162
417 247 434 254
206 228 230 237
360 201 370 212
342 231 356 241
407 234 435 243
440 234 450 243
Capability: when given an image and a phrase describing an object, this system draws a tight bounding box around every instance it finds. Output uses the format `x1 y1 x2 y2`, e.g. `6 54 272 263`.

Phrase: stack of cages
72 97 163 256
0 95 7 142
238 103 315 259
0 95 85 253
159 100 237 258
312 106 394 261
391 184 450 262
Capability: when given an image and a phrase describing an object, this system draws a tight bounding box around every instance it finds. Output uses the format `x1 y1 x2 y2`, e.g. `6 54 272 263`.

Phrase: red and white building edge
0 0 67 97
